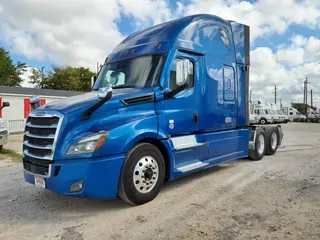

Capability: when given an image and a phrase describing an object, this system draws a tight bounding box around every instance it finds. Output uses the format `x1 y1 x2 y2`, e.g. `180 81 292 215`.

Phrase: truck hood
43 88 155 114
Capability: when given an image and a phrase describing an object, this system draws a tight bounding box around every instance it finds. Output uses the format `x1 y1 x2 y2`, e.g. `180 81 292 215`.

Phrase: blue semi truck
23 14 283 205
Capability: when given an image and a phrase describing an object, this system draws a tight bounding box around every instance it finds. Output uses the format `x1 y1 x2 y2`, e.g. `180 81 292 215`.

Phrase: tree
0 46 27 86
29 68 42 88
30 65 95 92
292 103 317 115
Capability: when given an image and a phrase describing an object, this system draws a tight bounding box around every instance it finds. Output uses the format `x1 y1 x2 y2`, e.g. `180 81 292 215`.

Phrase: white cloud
250 46 320 106
0 0 319 107
118 0 173 27
276 48 304 66
176 0 320 42
0 0 124 70
20 67 37 88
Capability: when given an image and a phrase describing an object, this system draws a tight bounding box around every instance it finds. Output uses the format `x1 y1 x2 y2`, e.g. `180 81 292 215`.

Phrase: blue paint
23 14 251 199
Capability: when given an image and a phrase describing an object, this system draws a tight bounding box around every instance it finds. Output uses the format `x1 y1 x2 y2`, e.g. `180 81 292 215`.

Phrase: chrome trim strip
26 122 58 129
51 112 64 160
29 112 61 118
23 150 51 160
177 161 208 172
24 165 52 179
23 141 53 150
171 135 205 150
24 111 64 177
25 132 55 139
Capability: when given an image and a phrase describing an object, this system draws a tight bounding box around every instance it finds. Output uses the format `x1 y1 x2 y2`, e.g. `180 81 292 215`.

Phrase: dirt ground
0 123 319 240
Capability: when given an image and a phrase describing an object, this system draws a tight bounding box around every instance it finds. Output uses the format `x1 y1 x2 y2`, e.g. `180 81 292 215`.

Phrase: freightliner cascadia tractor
23 14 283 205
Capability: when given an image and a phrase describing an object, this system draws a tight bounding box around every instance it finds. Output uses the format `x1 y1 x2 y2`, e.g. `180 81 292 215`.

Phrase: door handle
193 112 199 124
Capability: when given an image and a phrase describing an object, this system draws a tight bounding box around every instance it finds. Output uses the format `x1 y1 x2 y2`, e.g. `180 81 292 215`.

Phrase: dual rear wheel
249 127 279 161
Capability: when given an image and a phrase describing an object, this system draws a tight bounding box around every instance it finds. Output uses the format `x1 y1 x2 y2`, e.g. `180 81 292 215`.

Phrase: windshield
278 110 283 114
272 110 278 114
93 55 163 90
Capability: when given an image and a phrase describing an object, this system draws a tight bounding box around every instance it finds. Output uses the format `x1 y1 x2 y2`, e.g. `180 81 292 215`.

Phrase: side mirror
30 96 40 111
2 102 9 107
176 59 190 86
98 87 112 99
91 76 97 88
164 59 191 99
0 102 10 111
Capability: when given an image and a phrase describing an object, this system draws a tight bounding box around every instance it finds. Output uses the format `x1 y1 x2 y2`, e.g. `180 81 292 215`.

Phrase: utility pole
96 62 99 75
273 85 278 104
279 99 282 109
41 66 45 81
249 90 252 102
304 78 309 117
311 89 313 108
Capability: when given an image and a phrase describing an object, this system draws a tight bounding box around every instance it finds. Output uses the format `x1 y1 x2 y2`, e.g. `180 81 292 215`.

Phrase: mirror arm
164 84 187 99
81 91 112 120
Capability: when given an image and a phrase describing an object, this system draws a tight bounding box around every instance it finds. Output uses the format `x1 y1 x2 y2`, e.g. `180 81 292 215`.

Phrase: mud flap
276 125 283 146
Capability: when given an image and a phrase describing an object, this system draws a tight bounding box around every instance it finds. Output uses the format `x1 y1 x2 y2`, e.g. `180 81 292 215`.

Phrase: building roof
0 86 85 97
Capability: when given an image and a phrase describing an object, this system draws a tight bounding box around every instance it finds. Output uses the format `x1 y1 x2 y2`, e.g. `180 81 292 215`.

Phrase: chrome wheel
257 134 265 155
133 156 159 193
271 132 278 150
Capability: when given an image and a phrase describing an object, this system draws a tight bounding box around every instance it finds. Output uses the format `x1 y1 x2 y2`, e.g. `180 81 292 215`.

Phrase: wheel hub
257 134 265 155
133 156 159 193
271 132 278 150
144 168 154 180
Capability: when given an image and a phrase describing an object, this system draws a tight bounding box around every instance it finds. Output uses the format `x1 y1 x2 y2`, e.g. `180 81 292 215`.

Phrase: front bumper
24 154 125 199
0 130 8 145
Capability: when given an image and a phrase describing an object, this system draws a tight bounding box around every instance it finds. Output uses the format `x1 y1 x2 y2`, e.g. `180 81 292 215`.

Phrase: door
162 51 201 136
161 50 208 171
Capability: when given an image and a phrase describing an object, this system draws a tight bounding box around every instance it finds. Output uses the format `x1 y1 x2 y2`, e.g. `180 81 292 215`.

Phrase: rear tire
118 143 165 205
265 127 279 155
249 129 266 161
0 145 2 152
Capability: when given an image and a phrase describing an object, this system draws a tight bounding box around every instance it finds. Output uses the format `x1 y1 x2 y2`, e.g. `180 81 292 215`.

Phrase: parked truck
250 101 274 124
22 14 283 205
0 102 10 152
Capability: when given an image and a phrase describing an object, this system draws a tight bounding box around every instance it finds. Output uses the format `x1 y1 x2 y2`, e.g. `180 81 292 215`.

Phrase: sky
0 0 319 107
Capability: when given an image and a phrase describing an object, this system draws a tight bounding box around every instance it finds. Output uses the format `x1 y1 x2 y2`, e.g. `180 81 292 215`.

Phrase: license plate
34 176 46 188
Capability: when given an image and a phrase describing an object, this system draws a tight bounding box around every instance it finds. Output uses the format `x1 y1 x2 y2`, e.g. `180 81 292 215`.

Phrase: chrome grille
23 112 63 177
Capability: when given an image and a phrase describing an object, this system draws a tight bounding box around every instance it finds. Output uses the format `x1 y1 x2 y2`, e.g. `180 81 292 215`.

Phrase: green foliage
28 68 42 88
0 46 27 86
30 65 95 92
0 148 22 162
292 103 317 115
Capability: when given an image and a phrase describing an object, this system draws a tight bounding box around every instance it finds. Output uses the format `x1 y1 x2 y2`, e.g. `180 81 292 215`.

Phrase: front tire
0 145 2 152
118 143 165 205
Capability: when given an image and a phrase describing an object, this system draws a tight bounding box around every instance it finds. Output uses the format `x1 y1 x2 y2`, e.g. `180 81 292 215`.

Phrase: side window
254 109 259 115
223 66 235 101
219 29 231 51
169 58 194 90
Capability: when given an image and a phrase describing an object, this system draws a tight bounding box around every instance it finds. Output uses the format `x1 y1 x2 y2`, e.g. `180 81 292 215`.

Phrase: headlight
0 121 7 132
66 132 108 155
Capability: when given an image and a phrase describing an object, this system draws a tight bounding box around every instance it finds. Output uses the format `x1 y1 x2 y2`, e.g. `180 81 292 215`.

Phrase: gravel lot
0 123 319 240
